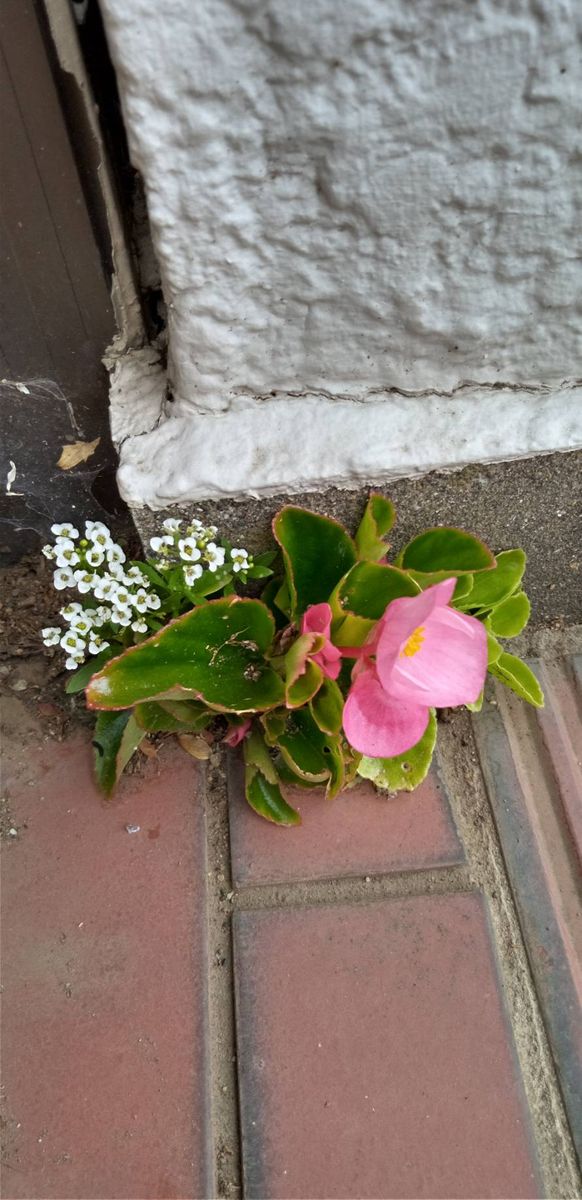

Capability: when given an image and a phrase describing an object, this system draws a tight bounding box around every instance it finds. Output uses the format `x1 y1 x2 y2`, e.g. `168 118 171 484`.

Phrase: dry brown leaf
177 733 211 760
57 437 100 470
139 739 158 759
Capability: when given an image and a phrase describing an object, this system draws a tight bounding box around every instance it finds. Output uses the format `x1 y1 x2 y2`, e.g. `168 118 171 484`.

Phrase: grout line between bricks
203 756 242 1200
437 714 581 1200
232 861 473 911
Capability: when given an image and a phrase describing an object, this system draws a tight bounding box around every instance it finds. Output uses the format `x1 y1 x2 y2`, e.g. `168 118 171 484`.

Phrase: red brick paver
233 893 540 1199
228 758 463 887
1 722 211 1200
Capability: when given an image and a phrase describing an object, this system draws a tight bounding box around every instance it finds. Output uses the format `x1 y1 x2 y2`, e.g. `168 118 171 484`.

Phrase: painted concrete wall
101 0 582 505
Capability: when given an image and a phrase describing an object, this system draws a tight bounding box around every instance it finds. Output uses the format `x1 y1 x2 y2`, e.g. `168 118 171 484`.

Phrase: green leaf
277 705 340 792
357 710 437 793
243 727 278 782
247 564 273 580
354 493 396 562
398 528 496 574
244 766 301 825
273 506 357 618
86 597 284 713
450 574 474 603
465 690 484 713
491 653 544 708
273 579 292 618
283 633 323 687
457 549 526 611
261 707 288 746
488 592 531 638
286 660 324 708
331 561 419 648
332 561 419 620
274 755 322 790
486 631 503 665
243 731 301 824
65 646 119 694
134 699 210 732
92 711 144 797
310 676 344 735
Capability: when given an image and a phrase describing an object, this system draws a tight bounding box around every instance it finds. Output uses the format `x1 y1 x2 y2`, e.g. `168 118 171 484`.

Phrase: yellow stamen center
400 625 425 658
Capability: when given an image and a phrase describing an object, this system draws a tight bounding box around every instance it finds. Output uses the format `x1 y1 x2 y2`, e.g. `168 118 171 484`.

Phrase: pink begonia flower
300 603 342 680
343 578 487 758
223 718 252 747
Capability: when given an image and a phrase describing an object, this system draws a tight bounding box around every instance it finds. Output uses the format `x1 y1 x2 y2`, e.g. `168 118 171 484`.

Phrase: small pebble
11 679 28 692
8 828 18 837
125 823 141 834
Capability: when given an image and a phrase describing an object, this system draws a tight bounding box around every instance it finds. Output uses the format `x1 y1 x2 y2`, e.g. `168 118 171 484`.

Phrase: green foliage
86 597 285 713
66 646 118 693
491 653 544 707
92 711 144 797
354 494 396 562
357 711 437 793
59 495 539 819
273 506 357 618
243 729 301 825
398 527 496 574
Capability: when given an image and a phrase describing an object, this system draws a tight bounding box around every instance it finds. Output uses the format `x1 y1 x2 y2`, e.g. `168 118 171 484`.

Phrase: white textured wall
101 0 582 504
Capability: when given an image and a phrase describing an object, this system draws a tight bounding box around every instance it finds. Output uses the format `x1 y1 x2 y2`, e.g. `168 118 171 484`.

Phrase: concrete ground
2 620 581 1200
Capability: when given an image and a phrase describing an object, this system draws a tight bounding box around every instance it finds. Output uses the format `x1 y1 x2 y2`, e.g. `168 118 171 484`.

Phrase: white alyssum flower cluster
150 518 253 587
41 521 161 669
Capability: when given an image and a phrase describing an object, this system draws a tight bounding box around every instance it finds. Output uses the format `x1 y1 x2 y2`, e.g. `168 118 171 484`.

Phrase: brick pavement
1 646 580 1199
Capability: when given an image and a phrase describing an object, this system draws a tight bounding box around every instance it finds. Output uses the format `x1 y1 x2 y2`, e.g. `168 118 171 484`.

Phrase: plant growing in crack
41 497 543 823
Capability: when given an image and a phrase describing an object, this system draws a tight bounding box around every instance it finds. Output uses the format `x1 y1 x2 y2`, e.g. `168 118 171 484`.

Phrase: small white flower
60 602 83 621
113 587 133 608
88 636 109 655
131 618 148 633
41 626 61 647
42 544 56 560
60 630 86 654
55 545 81 569
184 564 203 586
74 570 96 595
85 546 105 568
162 518 182 532
150 535 174 554
145 593 161 610
230 547 250 573
93 605 112 626
205 542 226 573
106 544 126 566
178 537 202 563
54 567 76 590
110 606 132 627
65 655 84 671
92 576 118 601
125 566 147 584
70 613 94 637
185 519 204 535
51 523 79 539
85 520 111 540
132 588 150 613
107 562 126 582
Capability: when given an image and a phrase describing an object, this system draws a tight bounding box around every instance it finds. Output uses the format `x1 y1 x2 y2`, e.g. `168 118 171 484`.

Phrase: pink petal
343 667 429 757
223 718 252 747
386 606 487 708
376 578 457 680
313 643 342 680
301 603 333 639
